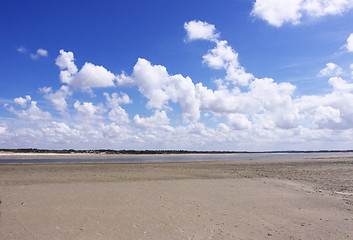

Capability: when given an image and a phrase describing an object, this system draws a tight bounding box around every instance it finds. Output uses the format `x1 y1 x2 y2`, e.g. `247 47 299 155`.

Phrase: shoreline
0 151 353 164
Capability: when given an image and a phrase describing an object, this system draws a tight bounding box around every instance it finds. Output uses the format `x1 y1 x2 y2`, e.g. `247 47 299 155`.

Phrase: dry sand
0 154 353 239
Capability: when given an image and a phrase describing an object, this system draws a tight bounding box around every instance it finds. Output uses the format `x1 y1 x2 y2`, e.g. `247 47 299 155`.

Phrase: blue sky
1 0 353 151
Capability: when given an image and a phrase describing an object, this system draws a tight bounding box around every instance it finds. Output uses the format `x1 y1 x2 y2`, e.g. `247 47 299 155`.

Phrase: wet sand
0 154 353 239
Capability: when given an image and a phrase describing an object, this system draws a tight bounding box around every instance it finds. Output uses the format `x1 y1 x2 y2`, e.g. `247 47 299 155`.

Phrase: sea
1 152 353 164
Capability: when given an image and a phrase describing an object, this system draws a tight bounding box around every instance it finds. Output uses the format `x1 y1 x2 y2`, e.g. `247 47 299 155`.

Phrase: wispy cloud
30 49 48 59
17 47 48 59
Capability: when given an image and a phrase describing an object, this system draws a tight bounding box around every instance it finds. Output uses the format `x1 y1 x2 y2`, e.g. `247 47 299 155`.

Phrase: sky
1 0 353 151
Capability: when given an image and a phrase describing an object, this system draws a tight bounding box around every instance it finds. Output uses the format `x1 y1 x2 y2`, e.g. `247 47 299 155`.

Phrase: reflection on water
1 152 353 164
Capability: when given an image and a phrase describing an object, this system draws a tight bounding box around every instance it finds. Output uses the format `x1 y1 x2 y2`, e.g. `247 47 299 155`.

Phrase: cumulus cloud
195 76 299 130
124 58 200 122
346 33 353 52
42 121 79 141
104 92 132 106
189 24 254 86
71 63 116 88
104 92 131 125
56 50 78 75
133 110 169 128
40 85 72 113
184 20 219 41
30 49 48 59
6 99 51 121
56 50 116 89
73 101 101 121
318 62 343 77
313 106 341 129
304 0 353 17
225 62 255 86
328 76 353 92
14 95 31 108
251 0 353 27
251 0 303 27
225 113 252 130
107 106 130 125
5 20 353 151
116 71 135 86
296 77 353 129
203 40 238 69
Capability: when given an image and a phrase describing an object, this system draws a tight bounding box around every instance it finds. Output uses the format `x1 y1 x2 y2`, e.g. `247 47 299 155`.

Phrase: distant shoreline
1 151 353 165
1 148 353 155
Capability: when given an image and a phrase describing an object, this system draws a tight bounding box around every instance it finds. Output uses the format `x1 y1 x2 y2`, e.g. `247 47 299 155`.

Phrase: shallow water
1 152 353 164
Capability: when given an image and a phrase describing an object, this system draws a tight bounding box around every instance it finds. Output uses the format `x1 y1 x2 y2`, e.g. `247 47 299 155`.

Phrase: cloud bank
3 21 353 151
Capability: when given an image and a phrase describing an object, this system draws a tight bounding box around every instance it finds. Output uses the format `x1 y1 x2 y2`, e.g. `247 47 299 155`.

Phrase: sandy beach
1 154 353 239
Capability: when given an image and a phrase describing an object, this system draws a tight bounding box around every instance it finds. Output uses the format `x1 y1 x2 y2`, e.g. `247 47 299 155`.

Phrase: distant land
1 148 353 155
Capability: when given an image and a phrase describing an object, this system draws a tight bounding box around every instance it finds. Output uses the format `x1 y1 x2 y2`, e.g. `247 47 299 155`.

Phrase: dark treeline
0 148 353 154
0 148 245 154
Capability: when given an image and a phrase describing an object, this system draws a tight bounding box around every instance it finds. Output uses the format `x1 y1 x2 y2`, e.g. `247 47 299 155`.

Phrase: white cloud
17 47 48 59
184 20 219 41
107 106 130 125
0 124 7 134
56 50 78 74
346 33 353 52
249 78 299 129
40 85 72 113
328 76 353 92
296 77 353 130
196 84 252 113
225 62 255 86
189 24 254 86
104 92 131 125
56 50 116 89
133 110 169 128
217 123 230 133
6 21 353 151
313 106 341 129
7 100 51 121
203 40 238 69
42 121 79 140
130 58 171 109
17 46 27 53
350 64 353 77
251 0 353 27
250 78 296 109
37 49 48 57
70 62 116 88
226 113 252 130
303 0 353 17
251 0 302 27
104 92 132 106
73 101 103 123
116 71 135 86
318 62 343 77
14 97 29 108
30 48 48 59
196 77 296 121
125 58 200 122
186 122 214 137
